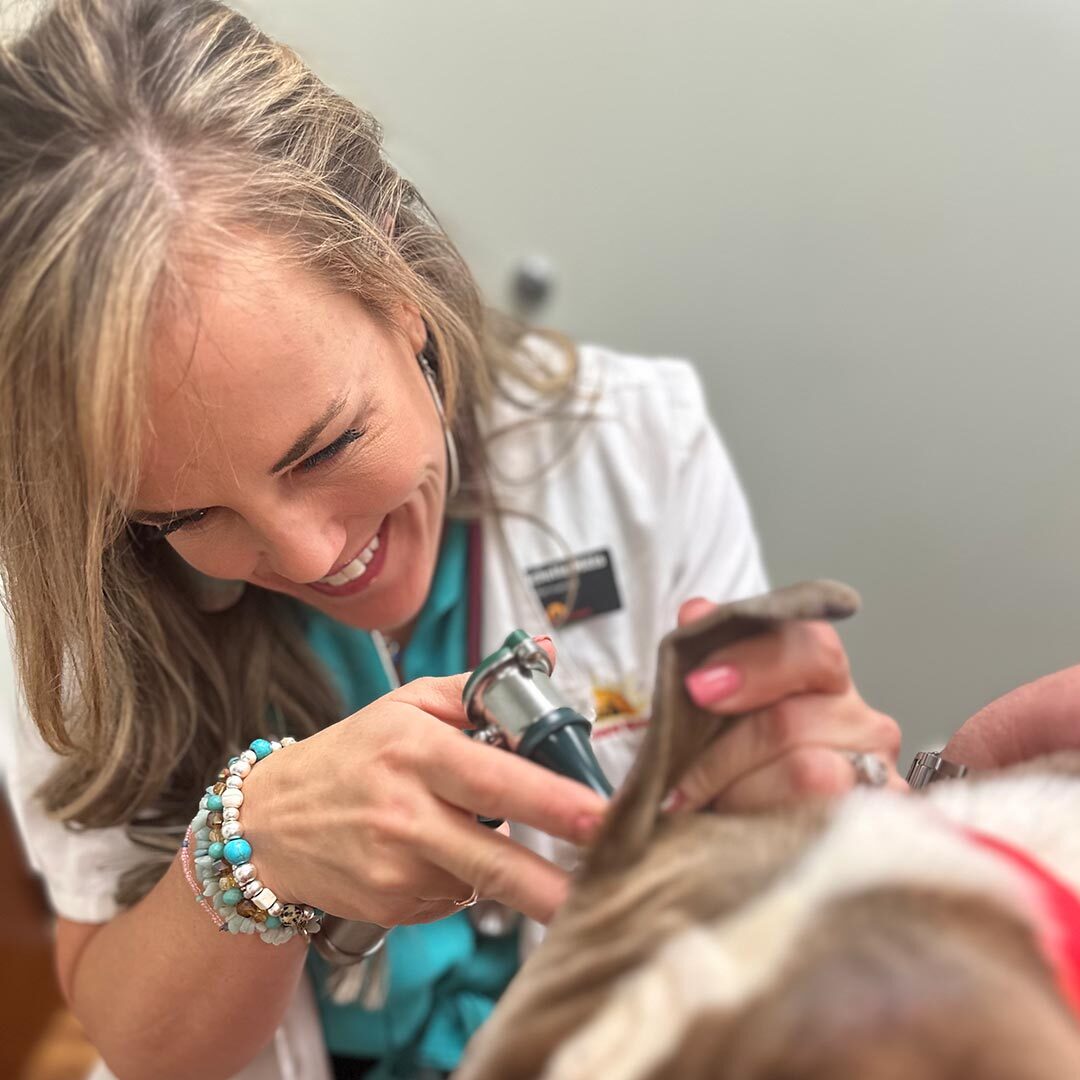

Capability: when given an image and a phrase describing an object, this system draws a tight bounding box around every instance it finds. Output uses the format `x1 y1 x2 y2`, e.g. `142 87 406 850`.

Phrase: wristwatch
906 750 969 789
311 917 388 966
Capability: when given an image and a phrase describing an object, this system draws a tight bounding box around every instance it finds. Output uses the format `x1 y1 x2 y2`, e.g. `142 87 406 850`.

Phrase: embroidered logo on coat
590 682 650 738
525 548 622 625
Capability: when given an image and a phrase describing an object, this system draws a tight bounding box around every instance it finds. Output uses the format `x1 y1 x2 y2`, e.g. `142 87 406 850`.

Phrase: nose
252 506 346 585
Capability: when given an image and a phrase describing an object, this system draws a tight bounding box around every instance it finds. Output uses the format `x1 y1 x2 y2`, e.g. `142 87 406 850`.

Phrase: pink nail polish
684 664 742 707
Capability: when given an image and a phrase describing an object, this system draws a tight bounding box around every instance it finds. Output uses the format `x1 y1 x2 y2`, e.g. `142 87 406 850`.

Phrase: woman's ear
396 300 428 357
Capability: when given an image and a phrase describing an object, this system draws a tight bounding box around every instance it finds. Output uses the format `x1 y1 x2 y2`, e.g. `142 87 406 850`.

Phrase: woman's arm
944 665 1080 769
57 855 307 1080
52 663 605 1079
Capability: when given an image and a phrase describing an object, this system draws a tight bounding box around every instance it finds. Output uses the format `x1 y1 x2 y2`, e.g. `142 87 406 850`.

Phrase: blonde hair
0 0 567 901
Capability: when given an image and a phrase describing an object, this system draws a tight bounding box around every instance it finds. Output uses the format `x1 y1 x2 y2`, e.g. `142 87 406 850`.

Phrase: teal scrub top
303 522 518 1078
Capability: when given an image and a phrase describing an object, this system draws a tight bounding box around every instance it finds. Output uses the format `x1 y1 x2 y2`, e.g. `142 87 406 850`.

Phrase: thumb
678 596 716 628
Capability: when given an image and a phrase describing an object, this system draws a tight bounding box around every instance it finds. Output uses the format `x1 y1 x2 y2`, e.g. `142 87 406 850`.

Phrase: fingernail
660 789 687 814
533 635 553 649
575 814 603 843
684 664 742 707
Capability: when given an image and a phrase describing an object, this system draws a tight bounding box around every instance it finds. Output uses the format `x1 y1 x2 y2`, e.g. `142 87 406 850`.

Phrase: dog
457 583 1080 1079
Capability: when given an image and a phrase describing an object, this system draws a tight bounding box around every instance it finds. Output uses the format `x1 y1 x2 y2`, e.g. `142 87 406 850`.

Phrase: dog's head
461 780 1080 1080
458 584 1080 1079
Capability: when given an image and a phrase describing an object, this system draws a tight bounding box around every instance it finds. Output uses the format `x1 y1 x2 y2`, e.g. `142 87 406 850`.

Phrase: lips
308 519 390 598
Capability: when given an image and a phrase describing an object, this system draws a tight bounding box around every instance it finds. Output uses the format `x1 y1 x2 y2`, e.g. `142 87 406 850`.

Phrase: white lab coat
1 340 767 1080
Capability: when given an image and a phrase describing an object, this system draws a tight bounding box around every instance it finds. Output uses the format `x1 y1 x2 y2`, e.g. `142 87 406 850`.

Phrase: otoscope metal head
463 630 613 798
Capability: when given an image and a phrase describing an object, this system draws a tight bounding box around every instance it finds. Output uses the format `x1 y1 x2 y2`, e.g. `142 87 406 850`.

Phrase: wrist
240 746 297 902
186 738 321 943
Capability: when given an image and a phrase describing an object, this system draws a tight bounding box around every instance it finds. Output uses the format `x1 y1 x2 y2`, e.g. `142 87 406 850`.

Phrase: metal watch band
311 916 388 967
906 750 969 790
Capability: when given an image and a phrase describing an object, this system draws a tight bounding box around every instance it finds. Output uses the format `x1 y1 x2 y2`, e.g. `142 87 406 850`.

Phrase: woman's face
132 240 447 632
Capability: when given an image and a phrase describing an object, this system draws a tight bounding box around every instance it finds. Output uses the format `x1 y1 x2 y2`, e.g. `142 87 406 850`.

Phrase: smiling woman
0 0 510 812
0 2 902 1079
132 242 448 631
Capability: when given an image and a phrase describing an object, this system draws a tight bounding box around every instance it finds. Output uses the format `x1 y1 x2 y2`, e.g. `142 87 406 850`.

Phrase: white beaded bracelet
183 737 322 945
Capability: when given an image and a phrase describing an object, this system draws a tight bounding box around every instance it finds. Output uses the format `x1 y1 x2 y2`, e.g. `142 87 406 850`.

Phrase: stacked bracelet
183 737 322 945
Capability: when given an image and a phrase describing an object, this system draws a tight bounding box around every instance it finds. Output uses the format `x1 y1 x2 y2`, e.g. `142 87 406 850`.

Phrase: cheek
166 533 245 580
350 418 442 506
346 456 413 511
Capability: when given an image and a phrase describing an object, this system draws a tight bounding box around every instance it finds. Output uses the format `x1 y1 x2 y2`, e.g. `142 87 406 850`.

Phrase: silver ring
845 751 889 788
454 888 479 908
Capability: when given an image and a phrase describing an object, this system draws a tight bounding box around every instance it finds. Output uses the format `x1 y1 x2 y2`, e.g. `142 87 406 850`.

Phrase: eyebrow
130 394 350 522
268 394 349 475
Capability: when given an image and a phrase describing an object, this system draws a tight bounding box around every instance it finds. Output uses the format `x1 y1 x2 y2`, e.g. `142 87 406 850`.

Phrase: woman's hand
243 654 606 927
944 664 1080 770
665 597 905 812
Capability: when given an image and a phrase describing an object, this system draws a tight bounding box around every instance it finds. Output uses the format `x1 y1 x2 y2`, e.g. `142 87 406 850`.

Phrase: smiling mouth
308 519 390 597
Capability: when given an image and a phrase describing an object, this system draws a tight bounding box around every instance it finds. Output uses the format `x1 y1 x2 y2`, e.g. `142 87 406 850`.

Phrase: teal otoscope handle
464 630 614 823
515 707 613 797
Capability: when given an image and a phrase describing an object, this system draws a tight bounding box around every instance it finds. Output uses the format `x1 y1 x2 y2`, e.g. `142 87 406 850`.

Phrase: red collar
963 826 1080 1015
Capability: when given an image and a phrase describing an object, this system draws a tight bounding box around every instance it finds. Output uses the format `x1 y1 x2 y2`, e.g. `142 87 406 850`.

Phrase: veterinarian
0 2 903 1078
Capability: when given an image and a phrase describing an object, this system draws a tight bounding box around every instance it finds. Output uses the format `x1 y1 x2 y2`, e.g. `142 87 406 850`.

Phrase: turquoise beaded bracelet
184 737 322 945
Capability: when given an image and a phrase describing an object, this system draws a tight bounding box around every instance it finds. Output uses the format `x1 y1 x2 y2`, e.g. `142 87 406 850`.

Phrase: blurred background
239 0 1080 758
4 0 1080 1074
3 0 1075 767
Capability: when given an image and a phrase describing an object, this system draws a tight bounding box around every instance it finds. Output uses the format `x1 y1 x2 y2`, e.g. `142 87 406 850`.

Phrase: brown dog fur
457 585 1080 1079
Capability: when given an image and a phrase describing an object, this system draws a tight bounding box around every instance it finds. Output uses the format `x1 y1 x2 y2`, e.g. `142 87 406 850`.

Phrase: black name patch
526 548 622 625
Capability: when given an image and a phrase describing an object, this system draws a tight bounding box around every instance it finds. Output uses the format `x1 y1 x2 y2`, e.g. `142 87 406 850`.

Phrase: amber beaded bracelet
183 737 322 944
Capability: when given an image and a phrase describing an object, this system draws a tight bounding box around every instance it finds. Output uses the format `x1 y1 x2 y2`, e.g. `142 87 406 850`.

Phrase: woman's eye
138 427 364 538
156 509 211 536
297 427 363 472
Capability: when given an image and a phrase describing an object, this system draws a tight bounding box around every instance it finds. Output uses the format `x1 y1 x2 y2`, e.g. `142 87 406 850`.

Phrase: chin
328 588 426 633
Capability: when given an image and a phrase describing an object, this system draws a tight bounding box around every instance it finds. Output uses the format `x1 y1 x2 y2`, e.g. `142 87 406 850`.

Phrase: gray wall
242 0 1080 758
5 1 1076 758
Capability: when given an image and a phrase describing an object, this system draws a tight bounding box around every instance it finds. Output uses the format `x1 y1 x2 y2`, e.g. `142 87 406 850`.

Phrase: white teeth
317 530 382 587
342 559 366 582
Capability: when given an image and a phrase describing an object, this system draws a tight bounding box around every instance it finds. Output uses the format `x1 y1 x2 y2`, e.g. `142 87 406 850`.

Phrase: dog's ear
584 580 861 877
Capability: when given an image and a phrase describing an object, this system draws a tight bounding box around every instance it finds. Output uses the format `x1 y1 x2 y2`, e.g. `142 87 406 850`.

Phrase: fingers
391 673 471 728
684 620 851 714
671 691 901 811
361 893 467 927
327 832 477 920
720 746 908 811
390 635 557 730
369 856 473 907
412 812 572 924
533 635 556 672
385 883 484 926
678 596 716 627
711 746 859 811
417 726 606 844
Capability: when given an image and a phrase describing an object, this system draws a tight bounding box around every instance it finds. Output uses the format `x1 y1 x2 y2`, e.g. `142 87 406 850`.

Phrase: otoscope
313 630 613 971
462 629 613 799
